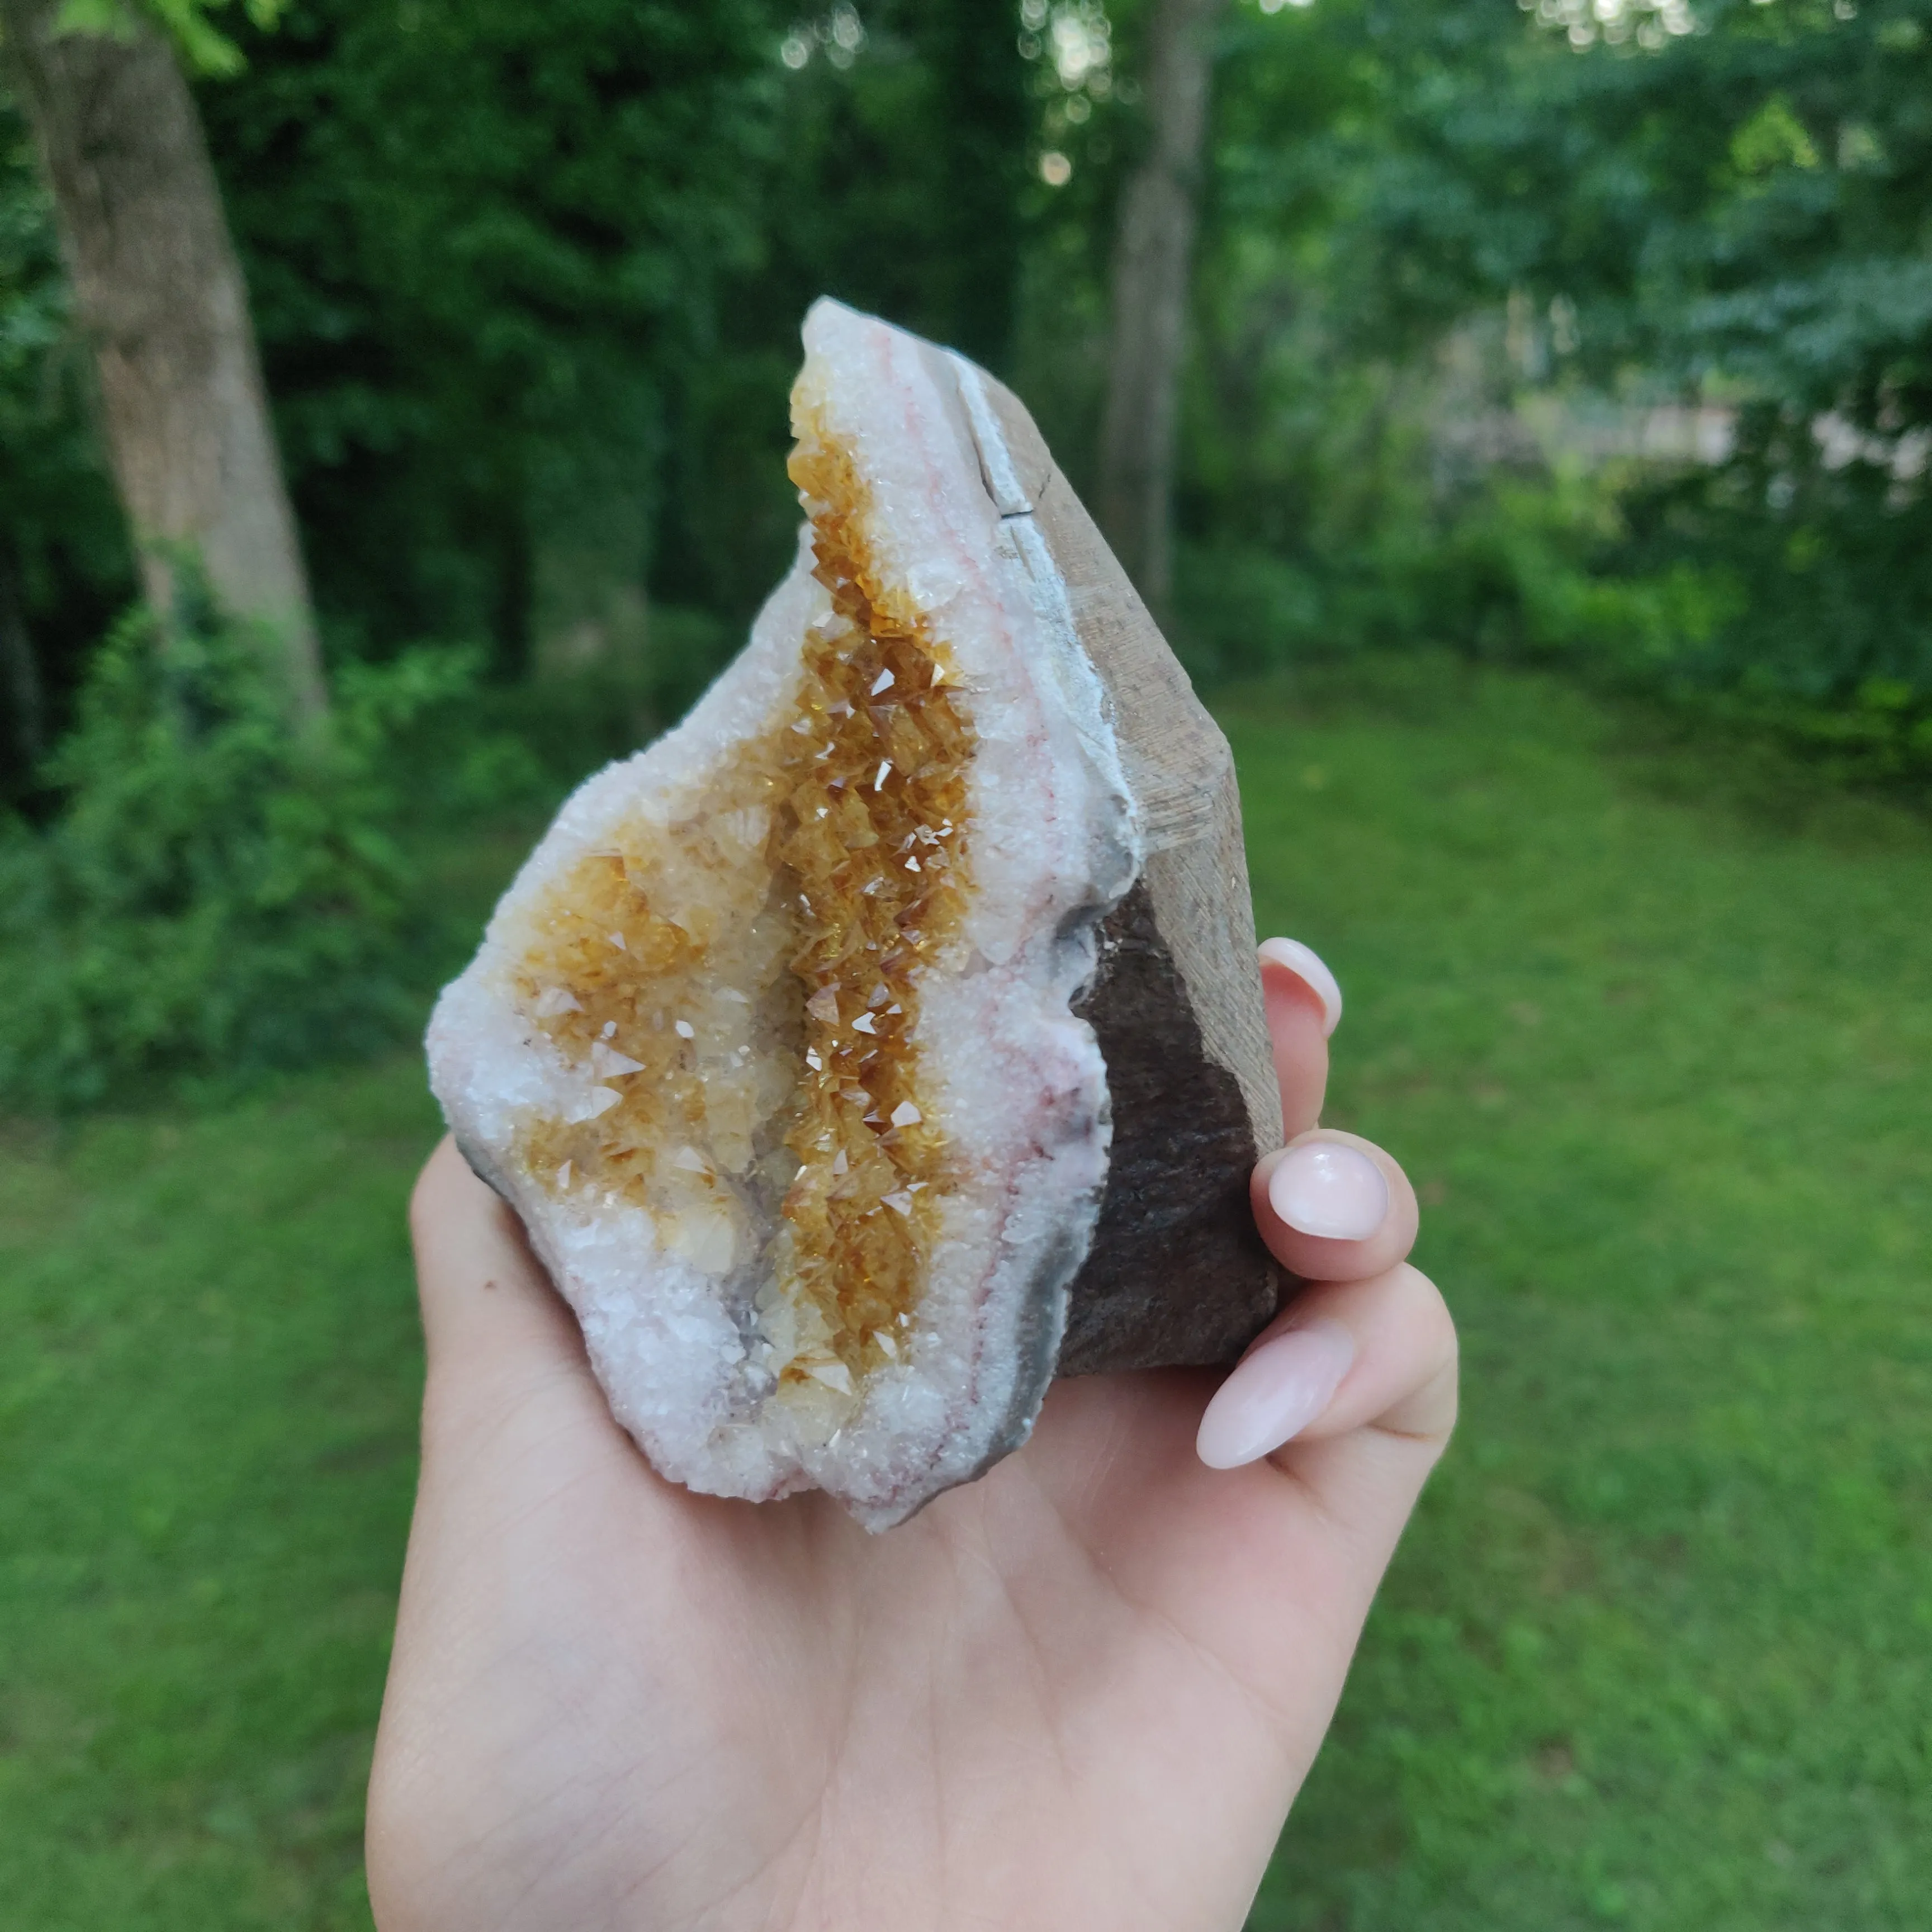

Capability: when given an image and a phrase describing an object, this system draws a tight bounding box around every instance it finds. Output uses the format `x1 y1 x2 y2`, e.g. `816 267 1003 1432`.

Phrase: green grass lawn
2 657 1927 1930
1244 662 1932 1930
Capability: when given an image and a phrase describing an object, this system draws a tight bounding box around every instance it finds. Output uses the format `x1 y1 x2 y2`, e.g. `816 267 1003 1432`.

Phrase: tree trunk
0 0 326 718
0 539 44 779
1096 0 1224 618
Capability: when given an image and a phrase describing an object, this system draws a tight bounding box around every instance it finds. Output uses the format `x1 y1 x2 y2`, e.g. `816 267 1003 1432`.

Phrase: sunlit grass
1 657 1926 1929
0 1065 433 1930
1244 659 1932 1930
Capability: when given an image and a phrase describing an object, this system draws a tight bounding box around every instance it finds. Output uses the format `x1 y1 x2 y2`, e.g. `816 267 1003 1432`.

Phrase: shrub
0 601 512 1110
1176 459 1932 787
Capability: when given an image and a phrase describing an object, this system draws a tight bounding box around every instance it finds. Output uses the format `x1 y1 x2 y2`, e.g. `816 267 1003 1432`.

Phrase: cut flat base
428 300 1281 1528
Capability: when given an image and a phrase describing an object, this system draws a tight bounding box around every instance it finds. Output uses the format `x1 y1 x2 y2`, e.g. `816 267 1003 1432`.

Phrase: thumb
408 1135 606 1430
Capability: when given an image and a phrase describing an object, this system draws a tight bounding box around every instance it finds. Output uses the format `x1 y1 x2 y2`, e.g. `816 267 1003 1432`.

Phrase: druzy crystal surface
514 422 974 1395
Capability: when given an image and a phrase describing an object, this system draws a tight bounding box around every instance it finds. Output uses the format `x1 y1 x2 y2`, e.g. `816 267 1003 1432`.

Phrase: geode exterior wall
935 351 1287 1373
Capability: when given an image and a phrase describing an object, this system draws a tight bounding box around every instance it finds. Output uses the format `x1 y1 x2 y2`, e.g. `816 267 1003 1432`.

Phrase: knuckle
1395 1262 1460 1370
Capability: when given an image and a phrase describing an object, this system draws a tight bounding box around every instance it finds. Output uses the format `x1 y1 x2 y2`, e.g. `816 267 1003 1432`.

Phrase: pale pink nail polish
1268 1140 1389 1240
1197 1319 1357 1469
1258 937 1343 1037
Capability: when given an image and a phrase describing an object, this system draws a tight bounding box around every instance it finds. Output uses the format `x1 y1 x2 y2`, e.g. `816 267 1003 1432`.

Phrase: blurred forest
3 0 1931 1098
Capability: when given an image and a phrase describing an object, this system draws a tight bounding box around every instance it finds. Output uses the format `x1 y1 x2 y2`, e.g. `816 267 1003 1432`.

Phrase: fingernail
1197 1319 1357 1469
1258 937 1343 1037
1267 1141 1389 1241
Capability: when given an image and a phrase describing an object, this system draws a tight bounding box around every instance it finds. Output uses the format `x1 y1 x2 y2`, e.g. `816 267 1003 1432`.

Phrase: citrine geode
428 299 1282 1528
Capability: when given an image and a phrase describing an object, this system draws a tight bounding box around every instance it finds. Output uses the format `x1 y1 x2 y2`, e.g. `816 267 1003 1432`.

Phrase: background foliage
7 0 1932 778
1 0 1925 1078
1168 0 1932 768
0 588 520 1108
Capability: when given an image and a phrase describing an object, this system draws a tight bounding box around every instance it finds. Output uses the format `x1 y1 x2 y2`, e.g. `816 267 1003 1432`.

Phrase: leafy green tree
1157 0 1932 756
1368 0 1932 726
194 0 783 678
1400 0 1932 422
190 0 1040 683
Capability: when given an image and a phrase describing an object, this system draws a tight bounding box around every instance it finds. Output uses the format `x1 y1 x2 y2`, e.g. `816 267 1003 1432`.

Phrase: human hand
366 937 1457 1932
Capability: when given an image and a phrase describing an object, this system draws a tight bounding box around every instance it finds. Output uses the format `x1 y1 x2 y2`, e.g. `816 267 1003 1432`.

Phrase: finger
409 1136 591 1390
1252 1129 1419 1284
1196 1261 1457 1471
1259 937 1340 1138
